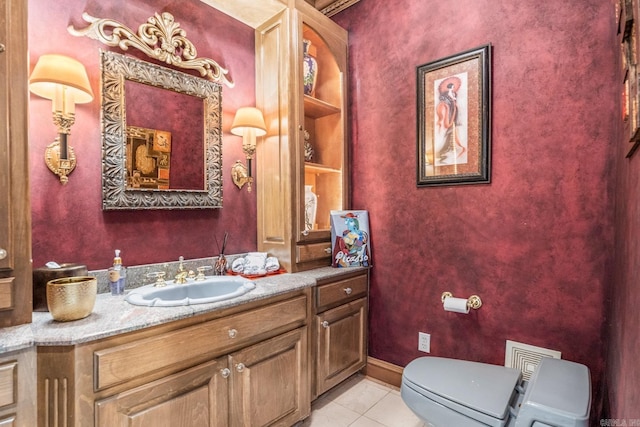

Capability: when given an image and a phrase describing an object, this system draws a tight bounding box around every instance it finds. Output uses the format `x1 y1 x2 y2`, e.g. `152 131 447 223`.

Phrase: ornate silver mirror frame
69 12 229 209
100 50 222 209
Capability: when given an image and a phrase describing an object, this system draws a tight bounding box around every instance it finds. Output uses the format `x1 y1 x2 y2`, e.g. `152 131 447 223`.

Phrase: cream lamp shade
230 107 267 137
29 54 94 104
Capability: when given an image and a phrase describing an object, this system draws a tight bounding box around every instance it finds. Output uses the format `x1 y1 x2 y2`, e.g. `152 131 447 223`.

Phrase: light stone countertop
0 267 367 354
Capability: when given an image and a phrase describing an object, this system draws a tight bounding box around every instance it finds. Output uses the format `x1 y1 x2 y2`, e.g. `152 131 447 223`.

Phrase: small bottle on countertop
108 249 126 295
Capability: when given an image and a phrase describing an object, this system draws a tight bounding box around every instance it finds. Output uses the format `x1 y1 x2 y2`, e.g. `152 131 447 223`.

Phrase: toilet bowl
401 356 591 427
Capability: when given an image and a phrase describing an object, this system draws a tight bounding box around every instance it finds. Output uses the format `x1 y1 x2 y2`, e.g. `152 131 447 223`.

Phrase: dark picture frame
417 44 492 186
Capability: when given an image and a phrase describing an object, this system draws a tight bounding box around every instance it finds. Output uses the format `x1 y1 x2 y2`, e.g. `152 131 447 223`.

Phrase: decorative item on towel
330 210 372 267
231 252 282 277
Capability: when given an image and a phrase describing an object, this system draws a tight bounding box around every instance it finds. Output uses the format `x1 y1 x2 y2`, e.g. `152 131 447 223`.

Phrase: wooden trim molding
363 357 403 389
319 0 360 17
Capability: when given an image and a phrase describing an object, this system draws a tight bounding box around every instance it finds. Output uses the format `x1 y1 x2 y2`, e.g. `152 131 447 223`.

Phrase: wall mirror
101 50 222 209
101 51 222 210
69 12 233 210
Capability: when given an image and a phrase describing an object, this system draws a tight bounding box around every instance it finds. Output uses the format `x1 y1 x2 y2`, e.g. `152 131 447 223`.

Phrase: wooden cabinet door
0 0 31 327
0 348 36 427
229 327 309 427
315 297 367 396
95 357 229 427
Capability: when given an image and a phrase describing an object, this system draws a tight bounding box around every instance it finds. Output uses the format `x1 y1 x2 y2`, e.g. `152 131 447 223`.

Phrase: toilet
401 356 591 427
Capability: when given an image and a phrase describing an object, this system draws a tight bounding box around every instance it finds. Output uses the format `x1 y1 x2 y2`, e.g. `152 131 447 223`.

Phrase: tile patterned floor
300 374 426 427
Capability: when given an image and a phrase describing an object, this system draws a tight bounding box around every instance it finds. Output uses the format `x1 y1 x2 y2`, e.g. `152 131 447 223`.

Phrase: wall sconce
230 107 266 192
29 54 93 185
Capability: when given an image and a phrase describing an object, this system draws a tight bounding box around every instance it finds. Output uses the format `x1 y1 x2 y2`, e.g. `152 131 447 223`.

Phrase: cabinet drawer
94 295 307 391
316 274 367 311
0 361 16 408
297 242 331 263
0 278 13 310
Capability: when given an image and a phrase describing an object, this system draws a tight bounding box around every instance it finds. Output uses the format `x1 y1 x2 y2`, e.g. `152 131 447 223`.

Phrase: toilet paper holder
441 292 482 310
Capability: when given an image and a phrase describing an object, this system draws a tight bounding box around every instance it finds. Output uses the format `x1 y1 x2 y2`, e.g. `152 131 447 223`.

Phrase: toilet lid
403 357 522 424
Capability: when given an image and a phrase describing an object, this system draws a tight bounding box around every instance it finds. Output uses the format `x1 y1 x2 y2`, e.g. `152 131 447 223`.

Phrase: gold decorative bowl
46 276 97 322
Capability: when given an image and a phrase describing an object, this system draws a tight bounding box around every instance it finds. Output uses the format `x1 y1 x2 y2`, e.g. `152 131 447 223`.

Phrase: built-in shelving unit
256 0 348 272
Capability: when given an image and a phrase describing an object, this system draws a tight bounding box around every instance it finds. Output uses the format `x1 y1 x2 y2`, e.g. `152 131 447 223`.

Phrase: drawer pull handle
344 287 353 295
236 363 245 372
302 230 309 236
0 44 5 53
220 368 231 378
0 248 6 260
324 247 331 254
321 321 329 328
228 328 238 338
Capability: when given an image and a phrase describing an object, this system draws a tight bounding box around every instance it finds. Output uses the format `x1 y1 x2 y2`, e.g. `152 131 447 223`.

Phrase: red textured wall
334 0 617 419
28 0 257 269
606 13 640 421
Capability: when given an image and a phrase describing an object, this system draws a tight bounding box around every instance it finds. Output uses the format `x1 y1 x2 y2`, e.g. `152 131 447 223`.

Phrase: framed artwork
126 126 172 189
417 44 492 186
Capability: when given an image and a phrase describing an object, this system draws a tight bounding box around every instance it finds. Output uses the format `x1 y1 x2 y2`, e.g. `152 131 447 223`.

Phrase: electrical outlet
418 332 431 353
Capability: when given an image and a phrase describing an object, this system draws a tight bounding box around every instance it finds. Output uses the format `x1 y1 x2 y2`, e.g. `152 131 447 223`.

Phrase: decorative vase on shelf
304 129 314 162
304 185 318 231
303 39 318 97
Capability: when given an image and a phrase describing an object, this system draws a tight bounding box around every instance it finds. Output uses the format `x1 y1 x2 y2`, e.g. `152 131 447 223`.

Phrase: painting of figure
433 73 468 167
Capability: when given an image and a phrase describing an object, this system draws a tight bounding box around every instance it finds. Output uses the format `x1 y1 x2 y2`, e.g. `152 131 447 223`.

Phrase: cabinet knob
236 363 245 372
220 368 231 378
0 248 6 260
0 44 5 53
321 321 329 328
302 230 309 236
344 287 352 295
228 328 238 339
324 247 332 254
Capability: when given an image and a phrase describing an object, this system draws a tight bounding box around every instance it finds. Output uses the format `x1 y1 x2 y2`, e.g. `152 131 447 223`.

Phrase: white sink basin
125 276 256 307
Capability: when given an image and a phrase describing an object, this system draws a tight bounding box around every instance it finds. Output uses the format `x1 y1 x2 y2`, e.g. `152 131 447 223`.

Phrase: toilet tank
515 357 591 427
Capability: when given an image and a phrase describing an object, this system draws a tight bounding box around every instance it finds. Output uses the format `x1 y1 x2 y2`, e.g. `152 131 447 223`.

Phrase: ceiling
199 0 360 28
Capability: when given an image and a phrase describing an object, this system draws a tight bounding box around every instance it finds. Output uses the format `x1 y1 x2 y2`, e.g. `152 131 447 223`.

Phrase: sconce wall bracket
231 160 252 192
45 138 77 185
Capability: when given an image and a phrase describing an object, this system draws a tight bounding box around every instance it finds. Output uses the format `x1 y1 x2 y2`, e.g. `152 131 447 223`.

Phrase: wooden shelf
305 162 341 174
304 95 340 118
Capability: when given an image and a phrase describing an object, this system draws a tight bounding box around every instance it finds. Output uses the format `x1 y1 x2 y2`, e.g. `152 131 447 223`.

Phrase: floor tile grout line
330 388 392 417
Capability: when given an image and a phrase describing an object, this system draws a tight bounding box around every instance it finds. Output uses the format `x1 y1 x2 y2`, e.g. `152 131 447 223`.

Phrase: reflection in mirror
125 80 205 190
101 50 222 209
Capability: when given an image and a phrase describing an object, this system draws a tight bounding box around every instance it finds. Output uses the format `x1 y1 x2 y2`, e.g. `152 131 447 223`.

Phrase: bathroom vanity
28 267 369 426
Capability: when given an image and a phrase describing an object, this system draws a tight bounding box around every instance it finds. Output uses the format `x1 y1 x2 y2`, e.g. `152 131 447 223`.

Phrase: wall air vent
505 340 561 381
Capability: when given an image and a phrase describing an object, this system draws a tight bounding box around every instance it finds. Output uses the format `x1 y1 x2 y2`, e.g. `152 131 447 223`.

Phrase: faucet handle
195 265 213 281
147 271 167 287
